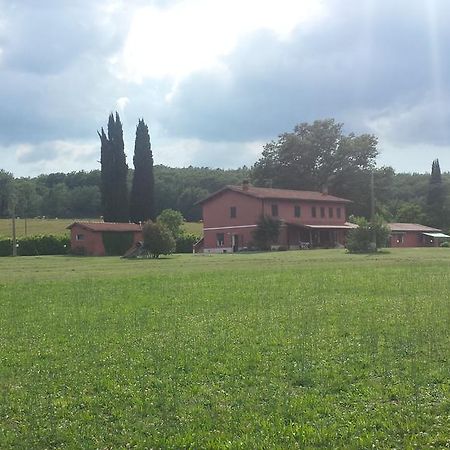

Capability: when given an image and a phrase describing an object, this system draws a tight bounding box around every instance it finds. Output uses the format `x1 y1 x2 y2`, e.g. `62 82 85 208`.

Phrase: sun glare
118 0 325 82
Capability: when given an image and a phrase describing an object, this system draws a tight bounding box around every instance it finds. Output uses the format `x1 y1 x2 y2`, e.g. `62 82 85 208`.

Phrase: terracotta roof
197 185 352 204
388 223 442 232
67 222 142 232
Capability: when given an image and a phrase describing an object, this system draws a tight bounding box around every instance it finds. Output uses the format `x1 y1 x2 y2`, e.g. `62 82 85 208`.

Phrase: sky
0 0 449 177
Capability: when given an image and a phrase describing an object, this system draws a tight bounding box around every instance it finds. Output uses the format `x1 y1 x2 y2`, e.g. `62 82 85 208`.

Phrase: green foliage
346 216 389 253
0 235 69 256
396 202 426 224
157 209 184 238
440 241 449 248
0 169 14 218
130 119 154 222
154 166 249 221
0 238 12 256
99 112 129 222
101 232 134 256
142 221 175 258
252 215 281 250
175 233 199 253
427 159 447 228
251 119 379 216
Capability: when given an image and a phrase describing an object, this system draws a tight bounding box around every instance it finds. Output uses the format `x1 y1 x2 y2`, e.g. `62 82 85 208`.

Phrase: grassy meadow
0 218 202 238
0 249 449 448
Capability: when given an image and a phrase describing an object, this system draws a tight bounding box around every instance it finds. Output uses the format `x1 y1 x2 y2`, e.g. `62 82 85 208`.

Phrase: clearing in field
0 249 449 448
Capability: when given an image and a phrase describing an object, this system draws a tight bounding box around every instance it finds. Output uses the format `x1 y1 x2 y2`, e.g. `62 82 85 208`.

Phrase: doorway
232 234 239 252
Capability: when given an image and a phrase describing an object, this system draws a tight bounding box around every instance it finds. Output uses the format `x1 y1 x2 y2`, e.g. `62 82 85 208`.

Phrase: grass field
1 249 449 448
0 218 202 238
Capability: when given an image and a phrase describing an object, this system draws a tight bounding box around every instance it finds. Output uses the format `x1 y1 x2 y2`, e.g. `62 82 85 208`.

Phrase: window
294 205 301 218
76 234 84 241
271 204 278 217
311 206 317 218
216 233 225 246
337 207 341 219
230 206 236 218
329 207 333 218
320 207 325 218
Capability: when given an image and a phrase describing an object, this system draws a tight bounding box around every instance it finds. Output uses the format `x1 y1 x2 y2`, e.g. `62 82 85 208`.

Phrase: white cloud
117 0 325 82
6 140 99 176
116 96 130 113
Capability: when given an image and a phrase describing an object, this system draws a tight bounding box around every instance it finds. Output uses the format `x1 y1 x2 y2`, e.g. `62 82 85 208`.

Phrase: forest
1 165 448 225
1 119 449 229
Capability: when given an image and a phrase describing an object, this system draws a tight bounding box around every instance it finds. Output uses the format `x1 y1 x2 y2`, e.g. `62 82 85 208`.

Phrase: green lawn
1 249 449 448
0 218 202 238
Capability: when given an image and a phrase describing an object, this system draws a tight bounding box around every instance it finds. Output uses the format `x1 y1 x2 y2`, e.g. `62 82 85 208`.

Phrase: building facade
388 223 449 247
196 183 355 253
67 222 143 256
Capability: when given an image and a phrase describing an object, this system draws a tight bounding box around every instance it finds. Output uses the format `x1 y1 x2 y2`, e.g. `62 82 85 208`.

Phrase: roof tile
67 222 142 232
198 185 352 204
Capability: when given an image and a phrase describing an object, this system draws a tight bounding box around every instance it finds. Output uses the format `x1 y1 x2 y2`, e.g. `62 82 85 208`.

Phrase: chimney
242 180 250 191
321 183 328 195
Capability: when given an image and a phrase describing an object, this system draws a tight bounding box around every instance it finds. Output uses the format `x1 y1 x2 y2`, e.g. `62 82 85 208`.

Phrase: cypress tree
130 119 154 222
98 112 129 222
427 159 445 228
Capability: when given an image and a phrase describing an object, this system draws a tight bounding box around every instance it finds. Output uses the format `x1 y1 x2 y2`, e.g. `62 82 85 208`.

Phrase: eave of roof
388 223 442 232
67 221 142 232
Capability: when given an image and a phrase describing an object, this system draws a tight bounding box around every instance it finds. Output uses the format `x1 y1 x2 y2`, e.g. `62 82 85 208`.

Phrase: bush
102 232 134 256
0 235 69 256
156 209 184 238
142 221 175 258
346 216 389 253
175 233 199 253
440 241 449 248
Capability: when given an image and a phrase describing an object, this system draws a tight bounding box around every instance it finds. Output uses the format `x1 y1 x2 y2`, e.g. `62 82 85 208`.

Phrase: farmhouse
195 182 355 253
388 223 450 248
67 222 143 256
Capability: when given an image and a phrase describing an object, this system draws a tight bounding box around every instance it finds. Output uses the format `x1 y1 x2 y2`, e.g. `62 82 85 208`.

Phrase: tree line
1 118 449 230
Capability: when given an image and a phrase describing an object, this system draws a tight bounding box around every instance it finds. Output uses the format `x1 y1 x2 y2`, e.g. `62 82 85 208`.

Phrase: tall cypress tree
427 159 445 228
98 112 129 222
130 119 154 223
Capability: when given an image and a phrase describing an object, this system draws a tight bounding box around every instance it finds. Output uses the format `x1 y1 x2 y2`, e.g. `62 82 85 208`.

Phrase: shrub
346 216 389 253
0 238 12 257
252 215 281 251
440 241 449 248
142 221 175 258
156 209 184 238
102 232 134 256
175 233 199 253
0 235 69 256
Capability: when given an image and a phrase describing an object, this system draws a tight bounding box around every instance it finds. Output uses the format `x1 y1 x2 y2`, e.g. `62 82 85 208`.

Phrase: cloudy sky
1 0 449 176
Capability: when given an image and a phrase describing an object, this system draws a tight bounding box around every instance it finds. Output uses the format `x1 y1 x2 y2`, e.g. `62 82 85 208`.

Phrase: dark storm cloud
1 0 450 175
0 0 127 150
163 0 450 146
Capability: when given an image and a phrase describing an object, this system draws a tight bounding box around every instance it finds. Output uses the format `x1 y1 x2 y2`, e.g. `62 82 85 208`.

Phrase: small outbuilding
388 223 450 248
67 222 143 256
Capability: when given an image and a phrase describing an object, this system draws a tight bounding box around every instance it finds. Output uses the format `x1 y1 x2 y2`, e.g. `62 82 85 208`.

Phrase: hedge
0 235 70 256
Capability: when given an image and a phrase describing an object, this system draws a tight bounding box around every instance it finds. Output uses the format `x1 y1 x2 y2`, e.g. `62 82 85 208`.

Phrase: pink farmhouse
195 183 355 253
67 222 143 256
